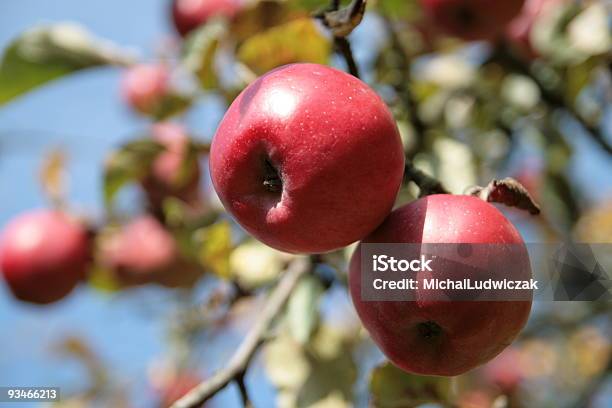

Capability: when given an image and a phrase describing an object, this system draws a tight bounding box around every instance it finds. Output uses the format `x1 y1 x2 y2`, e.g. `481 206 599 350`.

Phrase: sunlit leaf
574 200 612 243
0 23 132 105
297 325 357 407
197 220 232 279
231 0 304 43
287 275 324 344
370 362 450 407
230 240 291 289
182 20 226 90
237 17 331 76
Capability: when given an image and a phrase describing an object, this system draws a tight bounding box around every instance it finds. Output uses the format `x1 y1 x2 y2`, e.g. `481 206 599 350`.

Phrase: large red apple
0 210 90 304
121 64 170 115
172 0 243 37
349 194 532 376
101 215 202 288
141 123 201 213
209 63 405 253
421 0 525 41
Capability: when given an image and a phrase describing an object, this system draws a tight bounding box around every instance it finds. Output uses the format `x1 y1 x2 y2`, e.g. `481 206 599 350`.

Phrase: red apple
506 0 566 58
121 64 170 115
101 215 202 287
421 0 525 41
482 347 524 392
172 0 242 37
209 63 405 253
141 123 202 213
349 194 532 376
0 210 90 304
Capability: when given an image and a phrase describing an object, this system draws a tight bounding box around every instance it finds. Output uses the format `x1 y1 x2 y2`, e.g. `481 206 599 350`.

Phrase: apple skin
121 64 170 115
0 210 90 304
141 123 202 213
421 0 525 41
101 215 202 288
349 194 532 376
172 0 242 37
210 63 405 254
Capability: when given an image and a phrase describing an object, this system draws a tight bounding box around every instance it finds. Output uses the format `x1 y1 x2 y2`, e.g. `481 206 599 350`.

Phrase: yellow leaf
198 220 232 279
39 148 67 205
237 18 331 76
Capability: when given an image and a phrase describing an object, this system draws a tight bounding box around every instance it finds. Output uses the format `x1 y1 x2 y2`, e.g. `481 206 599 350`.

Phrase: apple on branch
209 63 405 254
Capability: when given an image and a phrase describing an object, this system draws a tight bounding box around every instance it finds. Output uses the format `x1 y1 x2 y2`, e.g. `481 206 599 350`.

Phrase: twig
334 37 360 77
235 371 253 408
489 43 612 155
384 17 427 159
315 0 367 78
404 162 449 197
170 258 311 408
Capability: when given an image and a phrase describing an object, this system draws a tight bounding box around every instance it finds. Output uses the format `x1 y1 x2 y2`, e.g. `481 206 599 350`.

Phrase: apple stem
404 162 449 197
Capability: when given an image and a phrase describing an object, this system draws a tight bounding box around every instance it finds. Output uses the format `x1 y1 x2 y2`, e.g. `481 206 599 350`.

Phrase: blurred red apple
349 195 532 376
141 123 202 213
172 0 243 37
155 370 202 407
482 347 524 393
210 63 405 253
101 215 202 287
121 64 170 115
0 210 90 304
421 0 525 41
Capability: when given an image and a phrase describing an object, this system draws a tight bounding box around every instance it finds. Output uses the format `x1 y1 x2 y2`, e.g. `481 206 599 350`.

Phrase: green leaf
369 362 451 408
237 17 331 76
376 0 422 19
182 20 226 90
0 23 132 105
564 57 597 103
287 275 324 344
103 139 165 207
297 325 358 407
87 265 121 293
150 92 193 121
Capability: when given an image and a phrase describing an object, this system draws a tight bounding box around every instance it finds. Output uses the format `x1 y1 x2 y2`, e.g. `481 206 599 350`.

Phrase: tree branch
235 371 253 408
383 17 428 159
170 258 312 408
